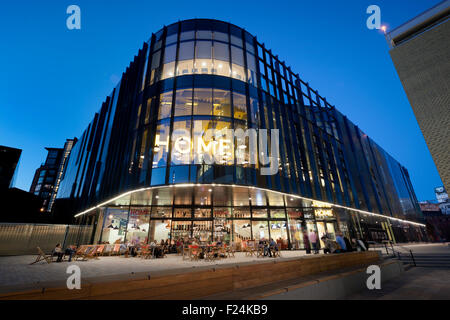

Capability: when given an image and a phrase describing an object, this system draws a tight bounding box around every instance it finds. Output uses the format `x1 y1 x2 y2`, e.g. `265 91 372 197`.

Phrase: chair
30 247 53 265
226 243 236 258
182 245 190 260
103 244 112 256
87 245 101 259
256 245 265 258
111 244 121 256
94 245 105 257
189 245 200 261
245 241 256 256
137 245 150 258
73 245 88 261
272 245 282 258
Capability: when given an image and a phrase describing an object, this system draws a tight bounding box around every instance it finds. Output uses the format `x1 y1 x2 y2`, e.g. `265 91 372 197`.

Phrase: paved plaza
1 243 448 298
0 250 309 294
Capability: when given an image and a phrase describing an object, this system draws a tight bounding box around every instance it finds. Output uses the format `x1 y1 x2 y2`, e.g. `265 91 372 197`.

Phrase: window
193 119 215 164
230 35 242 48
152 120 170 168
193 88 212 115
166 33 178 45
249 96 259 124
195 41 213 74
158 91 173 119
196 30 212 40
163 44 177 63
233 92 247 120
178 41 194 60
213 89 231 117
174 88 193 117
246 52 257 86
213 31 228 42
144 98 153 124
171 120 191 165
180 31 195 41
161 44 177 80
252 221 269 241
213 42 230 77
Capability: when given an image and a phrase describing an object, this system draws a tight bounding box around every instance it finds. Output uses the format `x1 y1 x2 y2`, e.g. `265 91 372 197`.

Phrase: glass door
317 222 326 248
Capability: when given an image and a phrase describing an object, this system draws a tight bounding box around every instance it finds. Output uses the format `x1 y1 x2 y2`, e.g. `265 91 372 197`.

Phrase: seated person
269 238 279 254
64 245 76 262
321 236 340 254
52 243 65 262
262 239 271 257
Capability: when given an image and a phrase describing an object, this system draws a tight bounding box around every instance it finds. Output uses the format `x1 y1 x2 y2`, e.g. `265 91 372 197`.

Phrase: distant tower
30 138 76 212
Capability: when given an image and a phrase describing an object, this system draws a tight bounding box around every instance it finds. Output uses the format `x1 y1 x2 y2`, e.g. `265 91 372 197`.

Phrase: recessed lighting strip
73 183 426 227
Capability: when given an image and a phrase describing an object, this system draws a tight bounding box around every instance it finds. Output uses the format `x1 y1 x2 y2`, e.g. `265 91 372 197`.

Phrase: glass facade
54 19 426 247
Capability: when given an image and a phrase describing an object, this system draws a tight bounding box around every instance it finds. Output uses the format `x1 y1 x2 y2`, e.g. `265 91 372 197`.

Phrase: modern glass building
54 19 427 249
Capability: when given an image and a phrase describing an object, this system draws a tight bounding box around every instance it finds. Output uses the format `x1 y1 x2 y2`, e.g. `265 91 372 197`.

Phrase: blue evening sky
0 0 443 200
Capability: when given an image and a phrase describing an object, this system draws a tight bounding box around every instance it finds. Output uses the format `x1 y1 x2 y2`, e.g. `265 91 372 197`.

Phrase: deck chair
94 245 105 257
137 245 150 258
256 246 265 258
111 244 121 256
85 245 99 259
182 245 190 260
245 241 256 256
189 245 200 261
226 244 236 258
74 245 89 261
30 247 53 265
272 246 282 258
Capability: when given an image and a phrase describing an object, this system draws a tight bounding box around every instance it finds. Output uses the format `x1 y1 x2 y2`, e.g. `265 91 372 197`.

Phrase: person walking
308 229 319 254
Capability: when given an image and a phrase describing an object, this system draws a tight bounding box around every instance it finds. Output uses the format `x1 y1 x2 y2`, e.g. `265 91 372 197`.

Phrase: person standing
308 229 319 254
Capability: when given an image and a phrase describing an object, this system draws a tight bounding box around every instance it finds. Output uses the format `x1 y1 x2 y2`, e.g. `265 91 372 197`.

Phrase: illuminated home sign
314 209 333 219
154 128 280 175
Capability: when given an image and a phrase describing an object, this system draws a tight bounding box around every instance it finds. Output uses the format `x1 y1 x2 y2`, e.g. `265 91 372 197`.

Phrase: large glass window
172 221 191 240
213 89 231 117
252 221 269 241
195 41 213 75
233 92 247 120
213 42 230 77
149 50 161 85
193 119 215 164
100 208 129 244
171 120 191 165
213 31 228 42
246 52 257 87
126 208 150 244
193 88 212 115
148 220 171 243
212 120 234 166
174 88 193 117
231 46 245 81
161 44 177 80
233 220 251 242
153 120 170 168
177 41 195 76
270 221 289 249
158 91 173 119
193 220 212 242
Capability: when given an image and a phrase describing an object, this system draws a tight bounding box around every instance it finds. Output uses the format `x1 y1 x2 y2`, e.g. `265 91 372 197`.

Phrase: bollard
409 250 416 266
